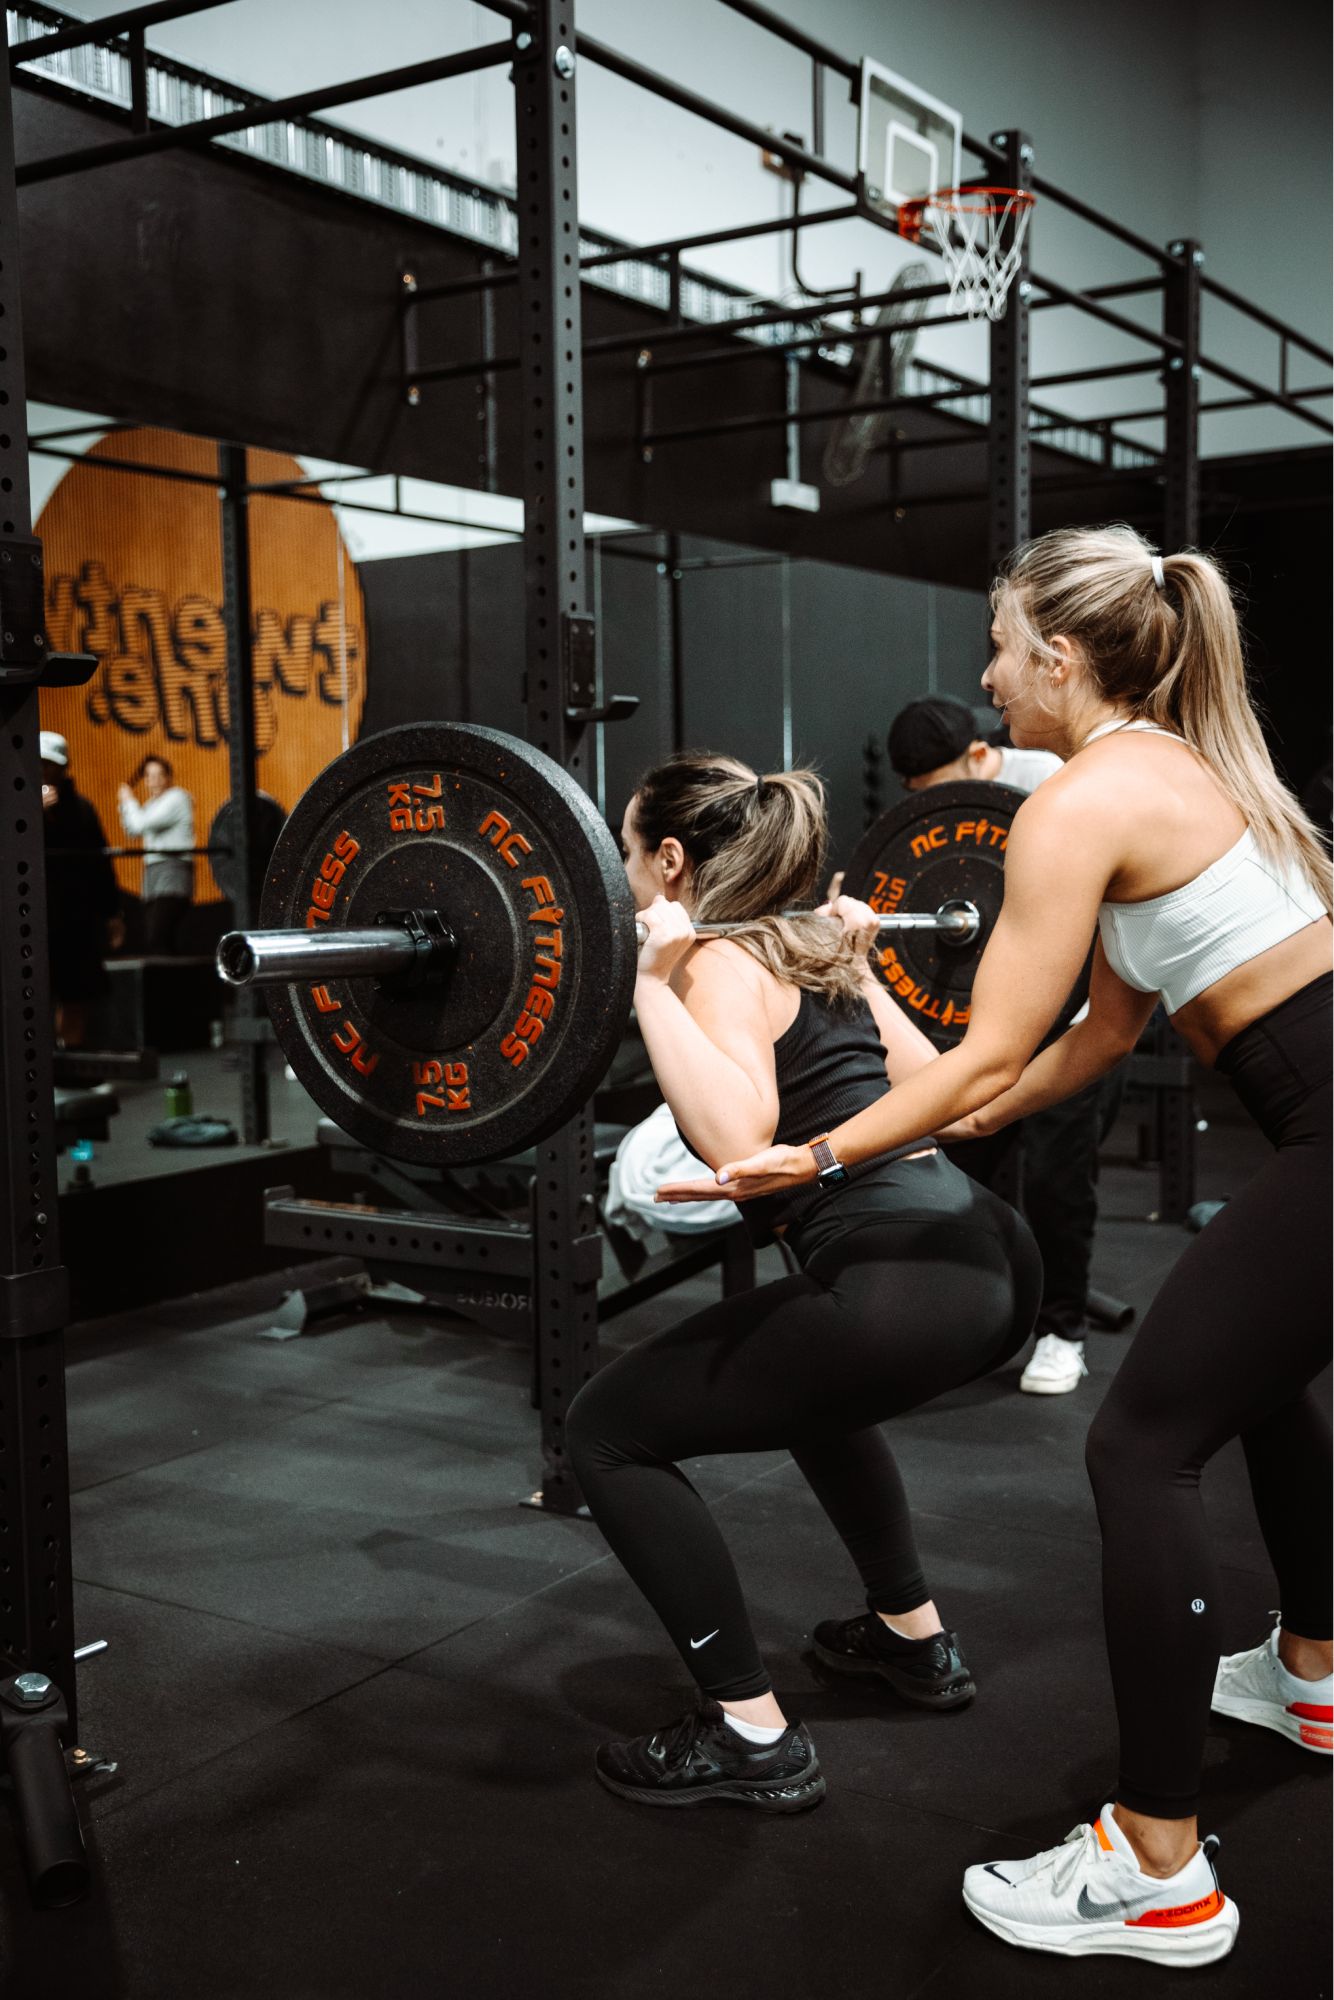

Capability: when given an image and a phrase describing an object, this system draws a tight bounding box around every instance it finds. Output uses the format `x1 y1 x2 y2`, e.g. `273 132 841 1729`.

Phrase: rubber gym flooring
1 1092 1328 1998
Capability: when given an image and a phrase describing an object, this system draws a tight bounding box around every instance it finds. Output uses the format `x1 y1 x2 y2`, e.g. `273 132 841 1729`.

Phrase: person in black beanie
887 691 1063 796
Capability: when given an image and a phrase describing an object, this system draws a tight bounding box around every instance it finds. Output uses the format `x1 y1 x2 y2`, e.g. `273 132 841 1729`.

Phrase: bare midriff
1169 917 1332 1067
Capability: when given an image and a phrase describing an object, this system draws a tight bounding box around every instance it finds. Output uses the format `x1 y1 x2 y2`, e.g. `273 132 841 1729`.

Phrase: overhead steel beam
1196 352 1333 438
576 31 860 196
1029 271 1178 351
16 38 517 185
714 0 858 81
1201 274 1333 366
583 278 948 356
1029 170 1172 268
580 200 863 271
9 0 235 68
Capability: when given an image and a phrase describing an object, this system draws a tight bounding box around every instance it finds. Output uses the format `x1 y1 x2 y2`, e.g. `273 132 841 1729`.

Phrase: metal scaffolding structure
0 0 1329 1906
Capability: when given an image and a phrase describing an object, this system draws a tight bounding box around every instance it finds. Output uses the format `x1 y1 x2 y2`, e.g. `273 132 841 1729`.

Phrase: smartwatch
808 1134 849 1188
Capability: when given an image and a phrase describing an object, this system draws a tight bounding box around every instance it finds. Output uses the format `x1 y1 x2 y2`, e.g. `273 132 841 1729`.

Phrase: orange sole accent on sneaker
1298 1723 1333 1749
1126 1890 1225 1930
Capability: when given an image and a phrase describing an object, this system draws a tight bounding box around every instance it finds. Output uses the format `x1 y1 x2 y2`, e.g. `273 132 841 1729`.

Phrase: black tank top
681 986 928 1246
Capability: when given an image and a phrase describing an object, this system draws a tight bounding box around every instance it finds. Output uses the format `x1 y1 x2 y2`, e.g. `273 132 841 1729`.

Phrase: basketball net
899 187 1034 323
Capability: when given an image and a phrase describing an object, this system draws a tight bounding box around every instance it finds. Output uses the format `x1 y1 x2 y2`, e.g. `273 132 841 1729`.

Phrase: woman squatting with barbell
564 754 1042 1811
655 523 1331 1967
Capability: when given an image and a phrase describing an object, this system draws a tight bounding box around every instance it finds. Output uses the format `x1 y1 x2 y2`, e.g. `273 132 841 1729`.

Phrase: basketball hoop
898 185 1034 322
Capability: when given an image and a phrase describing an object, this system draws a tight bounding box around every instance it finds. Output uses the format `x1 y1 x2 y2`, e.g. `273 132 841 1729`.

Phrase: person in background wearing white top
118 754 195 954
664 526 1331 1966
885 692 1105 1398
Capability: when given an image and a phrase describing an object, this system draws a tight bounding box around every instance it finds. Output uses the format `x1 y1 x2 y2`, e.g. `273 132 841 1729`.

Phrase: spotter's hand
634 893 699 985
656 1141 817 1205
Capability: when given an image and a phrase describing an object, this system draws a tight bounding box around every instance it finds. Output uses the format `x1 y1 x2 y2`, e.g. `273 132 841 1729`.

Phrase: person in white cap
41 731 120 1046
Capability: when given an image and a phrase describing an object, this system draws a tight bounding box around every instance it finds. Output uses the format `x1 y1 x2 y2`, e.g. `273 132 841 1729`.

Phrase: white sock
722 1711 786 1744
878 1614 938 1642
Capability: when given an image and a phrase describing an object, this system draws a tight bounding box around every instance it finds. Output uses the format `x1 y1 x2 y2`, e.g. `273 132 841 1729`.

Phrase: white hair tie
1151 554 1166 589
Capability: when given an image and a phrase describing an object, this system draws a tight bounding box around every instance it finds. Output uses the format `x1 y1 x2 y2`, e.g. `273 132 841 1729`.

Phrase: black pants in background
144 895 191 954
567 1151 1041 1703
946 1071 1115 1342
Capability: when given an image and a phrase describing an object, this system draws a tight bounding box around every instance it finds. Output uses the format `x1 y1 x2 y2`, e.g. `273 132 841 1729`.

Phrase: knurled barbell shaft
649 901 982 945
217 927 421 989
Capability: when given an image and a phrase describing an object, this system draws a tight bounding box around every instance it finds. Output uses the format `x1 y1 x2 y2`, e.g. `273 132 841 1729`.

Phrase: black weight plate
208 793 288 907
259 723 638 1166
841 781 1024 1049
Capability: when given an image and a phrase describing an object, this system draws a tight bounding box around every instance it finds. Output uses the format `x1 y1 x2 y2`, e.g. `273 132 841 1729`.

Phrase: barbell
214 723 1020 1166
219 898 984 986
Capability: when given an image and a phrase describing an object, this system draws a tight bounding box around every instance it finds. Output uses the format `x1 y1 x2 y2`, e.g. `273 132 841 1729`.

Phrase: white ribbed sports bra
1086 720 1327 1015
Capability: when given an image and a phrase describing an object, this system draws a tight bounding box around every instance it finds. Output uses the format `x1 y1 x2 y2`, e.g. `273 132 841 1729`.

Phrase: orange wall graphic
38 428 367 901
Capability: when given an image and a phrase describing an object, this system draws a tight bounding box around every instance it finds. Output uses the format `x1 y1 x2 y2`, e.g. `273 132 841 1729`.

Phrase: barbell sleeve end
215 925 427 989
217 932 259 987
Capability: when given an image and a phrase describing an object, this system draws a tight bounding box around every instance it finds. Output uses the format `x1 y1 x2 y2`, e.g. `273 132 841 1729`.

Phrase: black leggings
1086 972 1332 1819
567 1151 1041 1702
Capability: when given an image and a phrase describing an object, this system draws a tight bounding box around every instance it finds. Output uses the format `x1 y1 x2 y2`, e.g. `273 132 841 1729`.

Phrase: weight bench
52 1048 159 1087
312 1112 628 1217
262 1115 755 1340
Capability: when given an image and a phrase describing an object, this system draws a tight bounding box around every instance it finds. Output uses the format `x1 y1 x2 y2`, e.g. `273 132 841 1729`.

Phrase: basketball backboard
857 59 962 216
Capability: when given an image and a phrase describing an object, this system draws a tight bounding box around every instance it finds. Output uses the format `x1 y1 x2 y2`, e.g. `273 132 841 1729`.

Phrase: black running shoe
594 1701 825 1812
812 1614 976 1710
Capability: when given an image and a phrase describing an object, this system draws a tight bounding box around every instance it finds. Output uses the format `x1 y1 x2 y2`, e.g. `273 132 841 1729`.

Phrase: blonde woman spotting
661 526 1331 1965
565 754 1040 1814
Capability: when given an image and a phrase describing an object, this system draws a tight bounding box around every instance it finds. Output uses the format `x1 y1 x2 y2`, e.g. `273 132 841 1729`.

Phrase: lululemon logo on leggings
1190 1598 1206 1614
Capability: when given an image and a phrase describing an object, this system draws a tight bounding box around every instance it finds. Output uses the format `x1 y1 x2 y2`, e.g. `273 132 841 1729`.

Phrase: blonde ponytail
995 525 1332 912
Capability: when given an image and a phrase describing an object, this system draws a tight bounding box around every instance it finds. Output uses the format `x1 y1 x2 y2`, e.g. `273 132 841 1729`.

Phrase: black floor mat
0 1110 1324 1997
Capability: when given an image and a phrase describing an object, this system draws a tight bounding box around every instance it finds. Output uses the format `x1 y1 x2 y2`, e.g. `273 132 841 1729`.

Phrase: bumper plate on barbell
841 780 1024 1049
260 722 639 1165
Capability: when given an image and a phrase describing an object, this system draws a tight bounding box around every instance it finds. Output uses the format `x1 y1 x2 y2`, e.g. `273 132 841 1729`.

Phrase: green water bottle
165 1071 193 1119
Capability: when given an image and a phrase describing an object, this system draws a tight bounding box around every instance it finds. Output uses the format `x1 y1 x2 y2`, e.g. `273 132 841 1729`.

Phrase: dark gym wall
357 537 990 868
358 543 526 744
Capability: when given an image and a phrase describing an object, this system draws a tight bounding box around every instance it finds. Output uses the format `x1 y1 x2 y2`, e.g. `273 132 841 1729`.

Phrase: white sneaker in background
963 1803 1238 1965
1213 1624 1333 1754
1019 1333 1088 1395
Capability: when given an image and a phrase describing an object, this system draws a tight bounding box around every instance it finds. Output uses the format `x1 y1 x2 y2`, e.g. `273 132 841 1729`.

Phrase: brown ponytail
630 752 864 1002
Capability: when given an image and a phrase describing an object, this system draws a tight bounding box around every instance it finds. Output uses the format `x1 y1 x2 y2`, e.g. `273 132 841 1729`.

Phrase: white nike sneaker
1213 1625 1333 1753
1019 1333 1088 1395
963 1804 1238 1965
